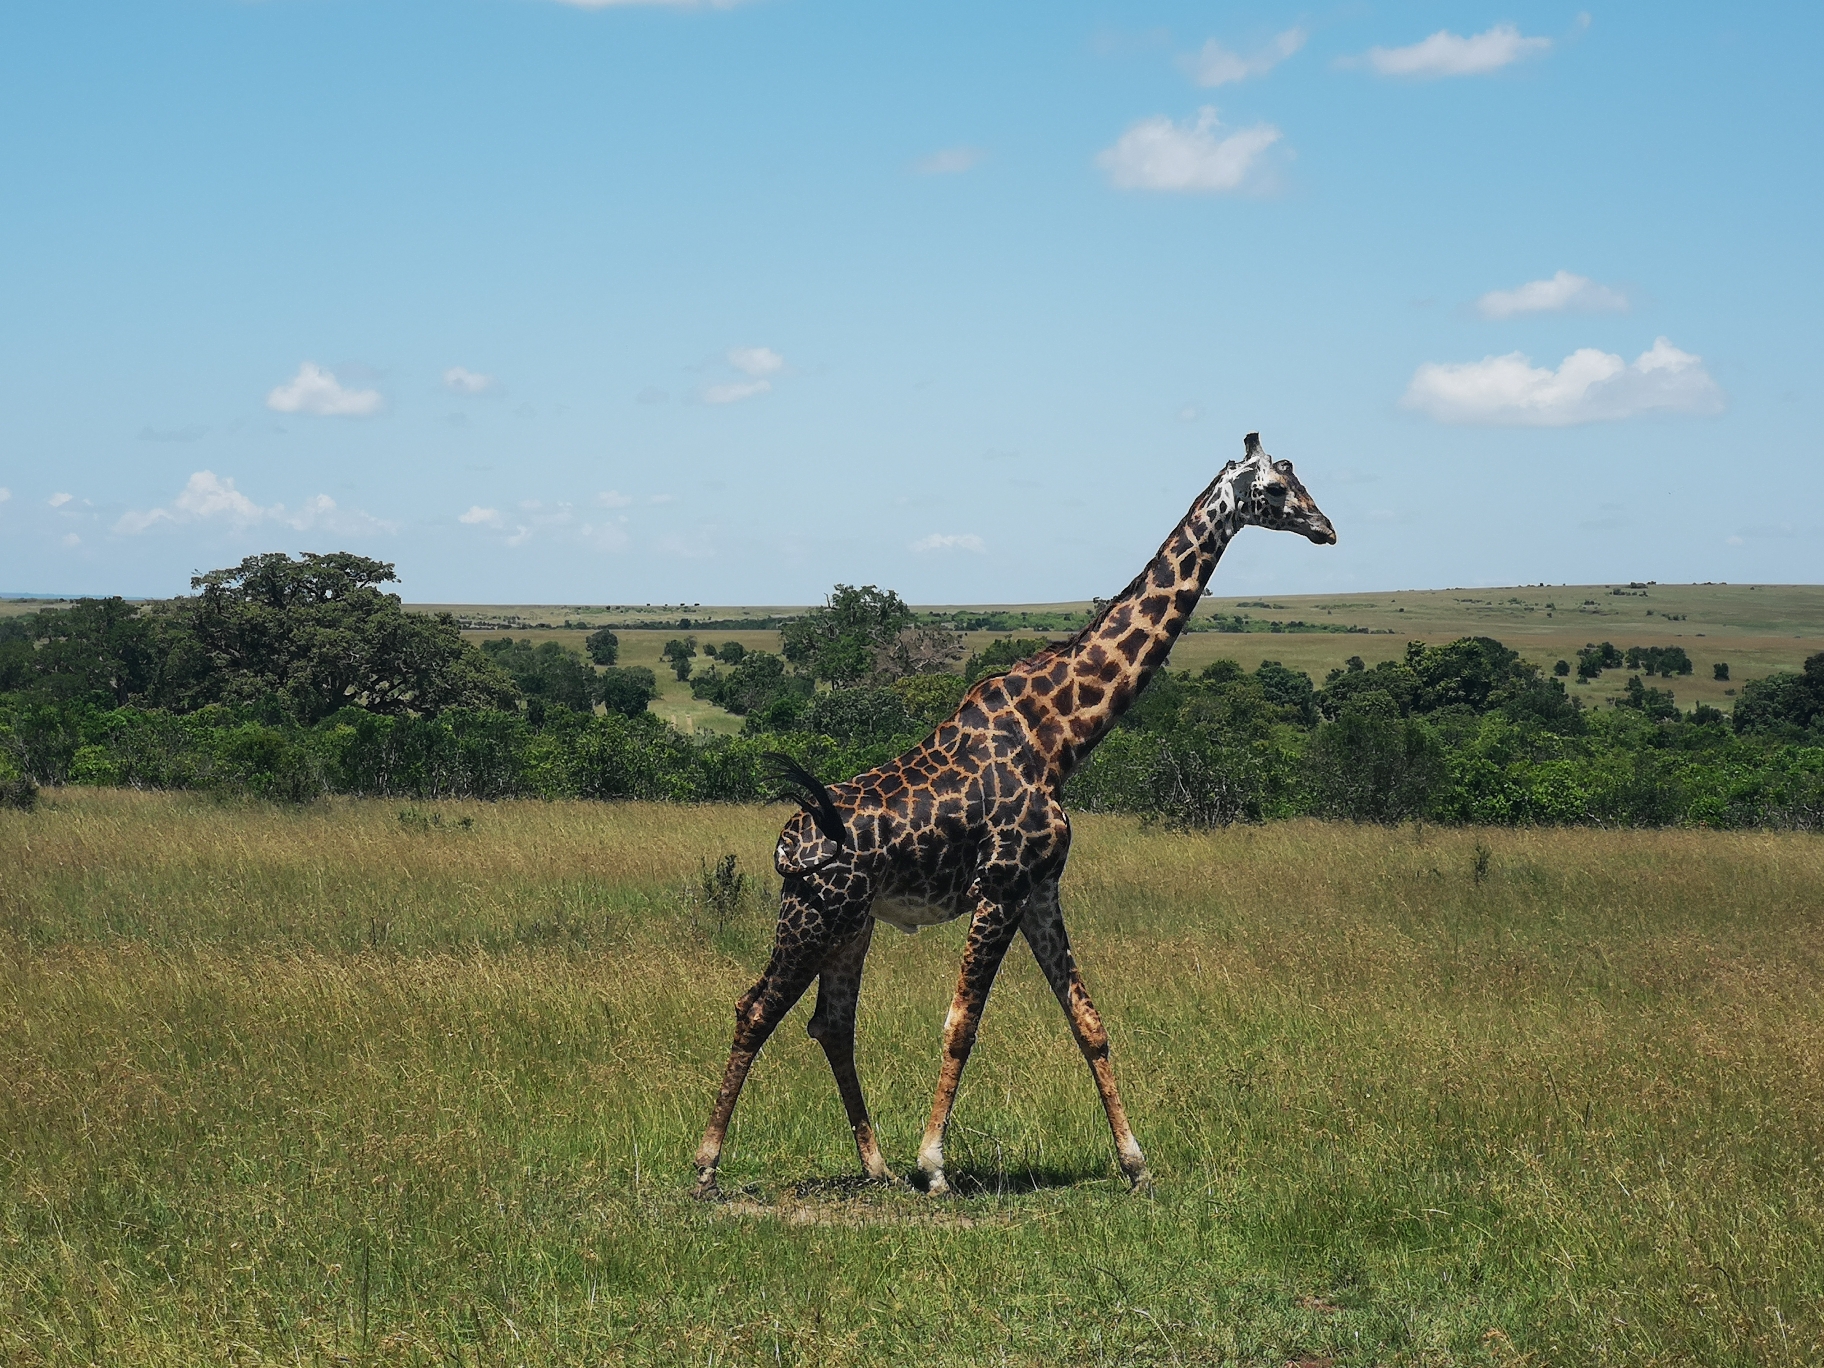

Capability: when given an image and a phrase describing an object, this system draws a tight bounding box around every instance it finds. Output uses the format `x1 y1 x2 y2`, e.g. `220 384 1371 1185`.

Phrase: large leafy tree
0 598 159 705
154 552 517 722
780 584 915 686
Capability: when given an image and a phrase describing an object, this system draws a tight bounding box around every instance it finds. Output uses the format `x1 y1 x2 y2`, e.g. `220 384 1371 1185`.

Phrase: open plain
417 582 1824 733
5 790 1823 1364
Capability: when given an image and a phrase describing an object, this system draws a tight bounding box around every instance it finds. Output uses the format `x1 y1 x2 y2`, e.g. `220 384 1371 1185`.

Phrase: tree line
1 554 1820 827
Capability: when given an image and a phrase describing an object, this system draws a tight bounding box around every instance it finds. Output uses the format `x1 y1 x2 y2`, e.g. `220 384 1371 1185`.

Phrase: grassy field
5 791 1823 1364
434 582 1824 721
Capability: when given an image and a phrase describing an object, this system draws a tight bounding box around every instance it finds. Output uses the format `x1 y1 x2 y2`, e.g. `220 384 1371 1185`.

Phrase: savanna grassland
5 791 1823 1365
428 582 1824 729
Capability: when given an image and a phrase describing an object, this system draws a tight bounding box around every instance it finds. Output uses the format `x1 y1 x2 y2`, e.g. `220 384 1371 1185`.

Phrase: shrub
1733 654 1824 737
585 627 619 665
963 637 1053 683
596 666 659 718
1304 710 1447 823
892 672 969 726
660 637 697 682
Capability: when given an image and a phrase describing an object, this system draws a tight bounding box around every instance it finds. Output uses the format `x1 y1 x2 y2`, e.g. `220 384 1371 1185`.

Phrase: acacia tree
151 552 518 722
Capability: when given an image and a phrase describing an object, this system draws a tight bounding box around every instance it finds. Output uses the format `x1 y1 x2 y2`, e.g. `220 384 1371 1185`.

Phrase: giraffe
692 432 1336 1199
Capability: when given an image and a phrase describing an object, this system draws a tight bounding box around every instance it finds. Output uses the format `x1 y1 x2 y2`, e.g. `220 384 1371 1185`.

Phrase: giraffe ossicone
691 432 1335 1201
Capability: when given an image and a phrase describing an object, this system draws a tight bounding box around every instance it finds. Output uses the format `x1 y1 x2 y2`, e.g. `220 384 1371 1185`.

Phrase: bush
1576 641 1624 681
964 637 1053 683
1624 645 1693 676
596 666 659 718
692 651 810 718
585 627 619 665
481 638 596 715
1734 654 1824 738
805 688 921 747
661 637 697 682
892 672 969 726
1304 709 1447 823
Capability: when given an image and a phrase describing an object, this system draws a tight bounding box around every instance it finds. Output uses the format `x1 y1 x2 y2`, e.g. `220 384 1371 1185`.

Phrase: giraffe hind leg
692 897 828 1200
1021 882 1152 1192
805 919 895 1183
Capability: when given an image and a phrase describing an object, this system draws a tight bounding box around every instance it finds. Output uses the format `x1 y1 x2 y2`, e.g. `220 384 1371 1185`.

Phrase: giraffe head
1211 432 1337 545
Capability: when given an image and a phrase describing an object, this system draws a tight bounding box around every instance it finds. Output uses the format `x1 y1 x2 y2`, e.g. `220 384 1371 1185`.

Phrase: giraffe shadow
937 1161 1113 1197
788 1161 1110 1203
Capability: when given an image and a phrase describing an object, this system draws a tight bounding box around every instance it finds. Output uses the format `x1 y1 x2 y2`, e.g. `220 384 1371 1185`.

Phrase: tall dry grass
3 790 1822 1364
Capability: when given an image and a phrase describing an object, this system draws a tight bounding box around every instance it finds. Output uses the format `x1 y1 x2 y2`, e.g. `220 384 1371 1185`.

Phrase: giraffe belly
870 891 968 935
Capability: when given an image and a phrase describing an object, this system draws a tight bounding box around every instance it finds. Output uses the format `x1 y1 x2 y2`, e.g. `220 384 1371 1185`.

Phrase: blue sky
1 1 1818 605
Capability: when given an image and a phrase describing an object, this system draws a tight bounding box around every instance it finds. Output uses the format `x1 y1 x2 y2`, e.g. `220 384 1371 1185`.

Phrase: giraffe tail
763 753 851 849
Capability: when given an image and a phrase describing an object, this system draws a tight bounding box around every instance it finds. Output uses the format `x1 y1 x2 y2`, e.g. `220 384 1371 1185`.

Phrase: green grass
4 791 1824 1364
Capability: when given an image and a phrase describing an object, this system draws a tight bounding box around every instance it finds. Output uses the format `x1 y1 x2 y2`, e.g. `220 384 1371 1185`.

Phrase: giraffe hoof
919 1169 950 1197
1126 1168 1155 1196
691 1168 723 1202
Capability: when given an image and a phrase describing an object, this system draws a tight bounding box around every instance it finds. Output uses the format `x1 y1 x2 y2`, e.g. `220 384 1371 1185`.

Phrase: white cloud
1355 24 1551 78
62 533 80 548
1182 28 1305 86
596 490 634 508
115 471 394 535
0 488 10 504
266 362 383 417
914 147 985 175
1096 107 1281 193
703 379 772 405
1402 337 1724 426
1477 270 1629 319
460 499 628 552
48 492 72 507
443 366 495 394
728 346 785 377
911 532 986 554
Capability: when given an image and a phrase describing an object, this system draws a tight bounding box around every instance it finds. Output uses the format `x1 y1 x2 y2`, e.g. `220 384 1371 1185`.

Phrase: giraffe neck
999 469 1245 779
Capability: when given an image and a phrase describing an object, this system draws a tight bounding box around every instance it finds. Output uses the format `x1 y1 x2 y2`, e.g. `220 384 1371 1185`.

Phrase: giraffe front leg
806 920 895 1183
1022 880 1152 1192
916 900 1022 1196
